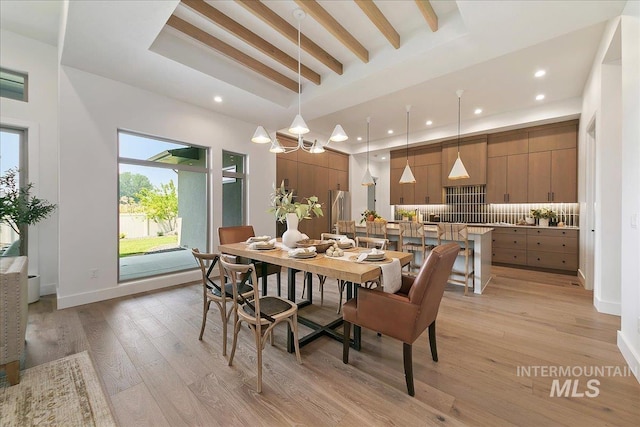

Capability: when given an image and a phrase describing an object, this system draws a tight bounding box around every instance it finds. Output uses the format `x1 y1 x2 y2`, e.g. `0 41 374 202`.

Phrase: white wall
617 1 640 383
350 153 391 223
0 30 59 296
58 66 276 308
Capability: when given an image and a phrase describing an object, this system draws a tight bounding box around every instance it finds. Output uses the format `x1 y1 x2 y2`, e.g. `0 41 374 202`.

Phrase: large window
222 151 246 227
118 131 208 282
0 127 26 256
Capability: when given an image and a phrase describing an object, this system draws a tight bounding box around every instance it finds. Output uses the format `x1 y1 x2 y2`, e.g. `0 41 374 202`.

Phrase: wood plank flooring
18 265 640 426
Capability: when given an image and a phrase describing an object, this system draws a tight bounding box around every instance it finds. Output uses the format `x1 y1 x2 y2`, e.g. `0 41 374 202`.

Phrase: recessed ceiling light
357 137 362 141
536 94 545 101
387 130 394 134
426 120 433 126
214 96 222 103
474 108 482 115
535 70 546 78
381 156 387 160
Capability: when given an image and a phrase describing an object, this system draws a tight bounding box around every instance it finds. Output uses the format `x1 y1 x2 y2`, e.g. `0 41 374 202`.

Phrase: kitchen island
355 223 493 294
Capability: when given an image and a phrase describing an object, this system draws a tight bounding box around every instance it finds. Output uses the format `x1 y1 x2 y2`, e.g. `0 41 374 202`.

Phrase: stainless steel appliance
329 190 351 231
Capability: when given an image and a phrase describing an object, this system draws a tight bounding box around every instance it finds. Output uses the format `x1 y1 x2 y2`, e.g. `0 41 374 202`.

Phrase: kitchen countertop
385 221 579 230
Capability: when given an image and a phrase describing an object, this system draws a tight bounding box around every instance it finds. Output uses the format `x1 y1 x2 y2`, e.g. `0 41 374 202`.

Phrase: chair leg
342 321 351 363
277 272 281 297
428 320 438 362
199 299 211 340
291 314 302 364
403 343 415 396
255 326 263 393
318 274 326 306
464 251 469 296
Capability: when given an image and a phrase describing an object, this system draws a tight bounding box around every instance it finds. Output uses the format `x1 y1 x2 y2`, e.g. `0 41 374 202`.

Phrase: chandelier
251 9 348 153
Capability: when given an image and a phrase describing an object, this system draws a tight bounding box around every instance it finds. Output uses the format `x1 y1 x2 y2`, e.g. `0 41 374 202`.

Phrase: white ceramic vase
282 213 304 248
538 218 549 227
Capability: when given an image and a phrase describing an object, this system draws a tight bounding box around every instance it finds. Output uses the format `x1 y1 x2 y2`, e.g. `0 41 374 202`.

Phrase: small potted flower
397 208 415 222
530 207 557 227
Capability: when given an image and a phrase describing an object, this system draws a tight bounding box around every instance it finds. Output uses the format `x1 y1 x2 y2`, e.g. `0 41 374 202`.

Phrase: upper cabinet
390 146 441 205
486 131 529 203
441 137 488 187
527 122 577 202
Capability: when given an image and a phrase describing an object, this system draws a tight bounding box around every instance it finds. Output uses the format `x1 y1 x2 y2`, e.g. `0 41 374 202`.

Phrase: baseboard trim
57 270 200 309
594 295 621 316
40 282 57 296
617 330 640 384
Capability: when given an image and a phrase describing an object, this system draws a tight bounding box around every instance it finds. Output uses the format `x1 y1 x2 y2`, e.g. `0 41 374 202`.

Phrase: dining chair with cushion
191 249 254 356
399 221 435 273
437 223 474 295
220 258 302 393
342 242 459 396
218 225 282 296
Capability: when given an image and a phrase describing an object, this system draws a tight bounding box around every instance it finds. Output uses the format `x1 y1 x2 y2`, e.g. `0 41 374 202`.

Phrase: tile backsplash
394 186 579 226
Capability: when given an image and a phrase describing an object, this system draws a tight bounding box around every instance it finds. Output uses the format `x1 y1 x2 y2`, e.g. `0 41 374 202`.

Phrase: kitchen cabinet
527 148 577 202
442 137 487 186
486 132 528 203
491 227 527 266
390 167 415 205
276 156 298 192
413 164 442 204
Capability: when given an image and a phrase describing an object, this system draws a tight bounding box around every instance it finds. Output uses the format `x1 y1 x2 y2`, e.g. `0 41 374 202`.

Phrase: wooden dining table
218 241 412 352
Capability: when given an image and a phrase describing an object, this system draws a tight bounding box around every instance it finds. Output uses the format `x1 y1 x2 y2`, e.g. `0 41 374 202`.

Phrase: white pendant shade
448 153 470 180
269 139 285 153
361 167 374 186
329 124 348 142
309 139 325 154
251 126 272 144
289 114 309 135
399 161 416 184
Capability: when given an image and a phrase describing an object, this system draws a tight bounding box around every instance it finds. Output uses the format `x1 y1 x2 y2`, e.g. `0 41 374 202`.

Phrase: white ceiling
0 0 628 159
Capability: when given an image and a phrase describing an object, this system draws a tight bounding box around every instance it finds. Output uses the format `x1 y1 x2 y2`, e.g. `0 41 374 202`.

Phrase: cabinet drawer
493 227 527 235
493 234 527 250
527 236 577 253
526 228 578 238
492 248 527 265
527 251 577 271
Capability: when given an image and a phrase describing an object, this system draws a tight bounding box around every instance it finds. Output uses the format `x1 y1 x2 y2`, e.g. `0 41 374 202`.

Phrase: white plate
254 243 275 250
290 252 317 259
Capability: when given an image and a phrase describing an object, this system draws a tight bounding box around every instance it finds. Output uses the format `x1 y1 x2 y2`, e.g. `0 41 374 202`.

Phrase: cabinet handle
537 242 540 245
514 241 517 244
562 260 565 263
552 192 555 201
548 192 551 201
562 244 566 247
537 258 541 261
337 183 341 190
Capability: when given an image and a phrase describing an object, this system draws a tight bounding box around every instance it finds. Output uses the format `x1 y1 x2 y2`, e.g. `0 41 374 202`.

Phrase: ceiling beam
166 15 299 92
415 0 438 32
354 0 400 49
181 0 320 85
236 0 343 75
294 0 369 63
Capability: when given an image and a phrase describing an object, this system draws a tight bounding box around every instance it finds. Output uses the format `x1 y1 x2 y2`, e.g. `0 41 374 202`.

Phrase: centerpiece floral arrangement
530 207 557 219
268 181 323 223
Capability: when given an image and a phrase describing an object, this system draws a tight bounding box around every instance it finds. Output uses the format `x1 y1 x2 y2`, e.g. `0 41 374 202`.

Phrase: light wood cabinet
414 164 442 204
442 137 487 186
276 156 298 192
528 148 576 202
487 132 528 203
390 167 415 205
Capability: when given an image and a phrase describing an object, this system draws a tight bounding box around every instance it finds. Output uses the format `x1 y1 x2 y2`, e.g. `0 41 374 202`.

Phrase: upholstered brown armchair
218 226 282 296
342 242 459 396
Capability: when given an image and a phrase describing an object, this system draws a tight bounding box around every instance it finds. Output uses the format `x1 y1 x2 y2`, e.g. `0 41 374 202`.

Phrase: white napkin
245 235 271 244
288 247 316 256
248 238 276 250
380 258 402 293
339 236 355 247
356 247 384 262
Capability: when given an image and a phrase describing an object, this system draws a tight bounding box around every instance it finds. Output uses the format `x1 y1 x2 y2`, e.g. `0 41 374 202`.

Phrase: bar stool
399 221 434 273
336 220 356 240
437 223 474 295
366 221 396 250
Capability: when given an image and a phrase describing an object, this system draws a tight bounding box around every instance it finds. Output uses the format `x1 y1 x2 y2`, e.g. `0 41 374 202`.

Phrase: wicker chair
437 223 474 295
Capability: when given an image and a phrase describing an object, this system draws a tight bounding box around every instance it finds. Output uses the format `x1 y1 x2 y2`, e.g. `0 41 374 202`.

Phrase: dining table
218 240 413 352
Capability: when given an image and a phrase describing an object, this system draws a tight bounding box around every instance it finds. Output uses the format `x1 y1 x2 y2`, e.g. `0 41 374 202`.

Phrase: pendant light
251 9 347 153
361 117 374 186
399 105 416 184
448 89 470 180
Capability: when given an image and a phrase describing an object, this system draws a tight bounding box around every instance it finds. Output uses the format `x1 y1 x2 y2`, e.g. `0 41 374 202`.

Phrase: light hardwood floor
20 266 640 426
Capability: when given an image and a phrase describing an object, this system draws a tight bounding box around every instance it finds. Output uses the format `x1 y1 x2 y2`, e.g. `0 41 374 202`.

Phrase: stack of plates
254 242 275 250
248 236 270 243
365 251 385 261
290 249 317 259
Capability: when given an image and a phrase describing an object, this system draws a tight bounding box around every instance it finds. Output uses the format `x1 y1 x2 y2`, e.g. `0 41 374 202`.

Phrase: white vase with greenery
269 181 323 249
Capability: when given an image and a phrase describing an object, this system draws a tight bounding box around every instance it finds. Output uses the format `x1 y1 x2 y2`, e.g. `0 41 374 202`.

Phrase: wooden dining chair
437 223 474 295
336 220 356 239
399 221 434 273
366 221 396 250
342 243 459 396
218 225 282 296
220 258 302 393
191 249 253 357
300 233 348 306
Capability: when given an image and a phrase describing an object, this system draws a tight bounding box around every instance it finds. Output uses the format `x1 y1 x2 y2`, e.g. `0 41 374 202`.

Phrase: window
0 68 28 102
118 131 208 282
222 151 245 227
0 127 26 255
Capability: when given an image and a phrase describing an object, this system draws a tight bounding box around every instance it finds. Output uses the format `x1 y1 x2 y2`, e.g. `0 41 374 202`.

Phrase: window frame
0 67 28 102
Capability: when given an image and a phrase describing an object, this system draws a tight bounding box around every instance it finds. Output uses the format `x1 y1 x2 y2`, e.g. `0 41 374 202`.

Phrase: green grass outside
119 235 178 257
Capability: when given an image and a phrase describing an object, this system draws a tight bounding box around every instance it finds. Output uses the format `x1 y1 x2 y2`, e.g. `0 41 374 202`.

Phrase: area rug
0 351 116 426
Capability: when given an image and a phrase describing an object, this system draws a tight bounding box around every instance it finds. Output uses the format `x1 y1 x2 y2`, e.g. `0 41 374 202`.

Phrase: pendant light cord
406 108 409 161
366 117 370 167
457 95 461 154
297 17 301 116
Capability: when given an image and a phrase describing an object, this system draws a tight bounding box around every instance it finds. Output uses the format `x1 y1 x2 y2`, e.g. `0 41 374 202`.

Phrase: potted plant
397 208 416 221
1 168 56 302
268 181 323 248
360 209 384 224
530 207 556 227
